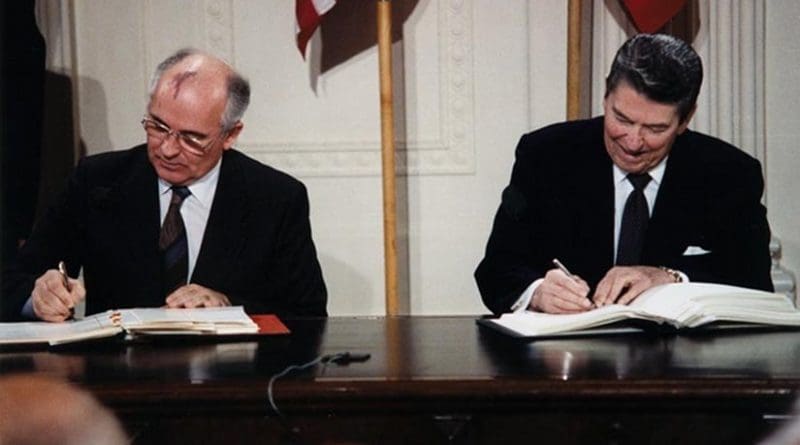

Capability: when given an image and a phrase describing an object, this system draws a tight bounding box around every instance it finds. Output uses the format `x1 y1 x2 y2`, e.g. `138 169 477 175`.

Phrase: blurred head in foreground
0 374 127 445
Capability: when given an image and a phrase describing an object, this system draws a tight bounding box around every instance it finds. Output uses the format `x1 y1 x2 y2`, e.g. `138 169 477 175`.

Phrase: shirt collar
613 156 668 187
158 157 222 209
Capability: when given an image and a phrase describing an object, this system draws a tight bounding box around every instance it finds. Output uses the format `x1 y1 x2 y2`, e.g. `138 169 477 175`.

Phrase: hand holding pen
30 261 86 323
552 259 596 308
529 258 593 314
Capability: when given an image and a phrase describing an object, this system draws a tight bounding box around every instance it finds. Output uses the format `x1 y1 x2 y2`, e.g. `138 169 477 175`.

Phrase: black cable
266 352 371 445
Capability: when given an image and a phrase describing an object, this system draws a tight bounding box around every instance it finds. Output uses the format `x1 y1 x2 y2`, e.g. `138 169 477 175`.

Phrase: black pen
552 258 595 308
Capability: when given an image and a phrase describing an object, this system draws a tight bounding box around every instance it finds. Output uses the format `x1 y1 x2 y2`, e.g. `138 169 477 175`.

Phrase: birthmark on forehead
168 71 198 99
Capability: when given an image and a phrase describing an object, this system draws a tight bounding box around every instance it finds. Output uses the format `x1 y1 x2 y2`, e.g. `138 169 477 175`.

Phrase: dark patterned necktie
616 173 652 266
160 186 191 296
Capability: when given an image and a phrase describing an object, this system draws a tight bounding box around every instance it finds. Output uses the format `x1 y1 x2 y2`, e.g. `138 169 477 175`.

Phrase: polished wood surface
2 317 800 444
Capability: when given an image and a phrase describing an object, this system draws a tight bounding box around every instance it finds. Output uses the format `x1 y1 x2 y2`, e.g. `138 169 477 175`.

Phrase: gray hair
148 48 250 131
605 34 702 123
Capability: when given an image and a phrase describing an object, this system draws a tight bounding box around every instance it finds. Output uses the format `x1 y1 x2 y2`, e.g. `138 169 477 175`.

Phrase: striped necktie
159 186 191 296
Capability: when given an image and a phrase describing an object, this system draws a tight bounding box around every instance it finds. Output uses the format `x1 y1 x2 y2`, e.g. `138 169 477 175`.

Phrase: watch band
659 266 683 283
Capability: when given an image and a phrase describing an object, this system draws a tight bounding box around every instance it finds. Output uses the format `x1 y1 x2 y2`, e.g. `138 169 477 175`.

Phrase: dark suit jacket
2 0 45 268
1 145 327 320
475 117 773 315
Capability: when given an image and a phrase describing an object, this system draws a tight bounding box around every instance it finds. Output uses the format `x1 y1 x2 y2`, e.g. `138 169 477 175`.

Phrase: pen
552 258 595 308
58 261 72 292
58 261 76 319
552 258 576 281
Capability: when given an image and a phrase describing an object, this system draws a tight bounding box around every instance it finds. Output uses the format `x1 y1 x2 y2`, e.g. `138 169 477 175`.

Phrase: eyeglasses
141 116 224 156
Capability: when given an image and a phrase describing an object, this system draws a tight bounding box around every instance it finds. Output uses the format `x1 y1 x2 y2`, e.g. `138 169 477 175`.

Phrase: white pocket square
683 245 711 256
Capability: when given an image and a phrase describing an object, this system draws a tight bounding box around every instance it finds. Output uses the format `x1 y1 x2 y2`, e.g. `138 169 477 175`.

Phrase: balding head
149 48 250 131
145 49 249 185
0 374 127 445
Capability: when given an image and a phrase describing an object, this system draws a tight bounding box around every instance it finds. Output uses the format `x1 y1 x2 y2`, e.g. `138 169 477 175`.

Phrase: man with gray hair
476 34 772 315
2 49 327 321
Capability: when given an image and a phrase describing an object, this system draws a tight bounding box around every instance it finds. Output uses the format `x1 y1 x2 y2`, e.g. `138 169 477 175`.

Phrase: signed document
479 283 800 338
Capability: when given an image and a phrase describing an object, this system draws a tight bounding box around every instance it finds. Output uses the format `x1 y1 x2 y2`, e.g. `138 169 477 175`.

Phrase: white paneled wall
38 0 798 313
52 0 567 315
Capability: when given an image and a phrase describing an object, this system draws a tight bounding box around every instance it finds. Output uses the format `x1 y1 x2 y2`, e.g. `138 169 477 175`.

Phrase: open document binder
479 283 800 338
0 306 281 346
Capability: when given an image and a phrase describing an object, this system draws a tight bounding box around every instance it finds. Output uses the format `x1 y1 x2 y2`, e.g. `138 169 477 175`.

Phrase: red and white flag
296 0 337 58
620 0 687 33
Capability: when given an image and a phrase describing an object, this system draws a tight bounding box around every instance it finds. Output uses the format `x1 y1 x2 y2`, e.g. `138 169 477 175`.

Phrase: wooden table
2 316 800 444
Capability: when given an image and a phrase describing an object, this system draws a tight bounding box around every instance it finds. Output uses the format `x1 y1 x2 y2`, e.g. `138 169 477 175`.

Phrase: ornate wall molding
236 0 476 177
141 0 234 93
137 1 474 177
204 0 235 61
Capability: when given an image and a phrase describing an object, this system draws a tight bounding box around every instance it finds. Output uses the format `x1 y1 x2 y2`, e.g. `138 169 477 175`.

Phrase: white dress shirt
511 157 671 312
158 158 222 281
22 158 223 319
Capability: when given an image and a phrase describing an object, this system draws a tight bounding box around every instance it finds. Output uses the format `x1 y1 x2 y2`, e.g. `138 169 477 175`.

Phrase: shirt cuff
21 296 36 319
510 278 544 313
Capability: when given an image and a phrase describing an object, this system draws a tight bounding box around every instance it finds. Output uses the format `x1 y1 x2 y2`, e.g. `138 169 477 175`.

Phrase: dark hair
148 48 250 131
605 34 702 123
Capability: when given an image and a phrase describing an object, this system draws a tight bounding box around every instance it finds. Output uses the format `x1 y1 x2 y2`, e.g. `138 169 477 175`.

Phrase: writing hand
32 269 86 322
165 283 231 308
531 268 592 313
593 265 674 306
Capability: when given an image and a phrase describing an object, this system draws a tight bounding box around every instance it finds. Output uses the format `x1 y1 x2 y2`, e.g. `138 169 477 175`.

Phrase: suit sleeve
1 161 87 321
475 134 549 315
219 181 328 317
274 184 328 316
685 156 773 291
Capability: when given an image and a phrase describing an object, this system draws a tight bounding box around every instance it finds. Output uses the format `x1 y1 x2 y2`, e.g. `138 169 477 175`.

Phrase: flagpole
567 0 583 120
377 0 399 316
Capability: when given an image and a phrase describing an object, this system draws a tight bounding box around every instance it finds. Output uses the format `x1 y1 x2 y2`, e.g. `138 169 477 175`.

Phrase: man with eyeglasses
1 49 327 321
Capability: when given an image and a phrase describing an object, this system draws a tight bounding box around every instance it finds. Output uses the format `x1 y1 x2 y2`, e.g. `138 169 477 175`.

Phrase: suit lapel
567 126 615 285
95 148 162 306
192 152 250 285
582 145 615 278
644 137 695 264
109 151 160 263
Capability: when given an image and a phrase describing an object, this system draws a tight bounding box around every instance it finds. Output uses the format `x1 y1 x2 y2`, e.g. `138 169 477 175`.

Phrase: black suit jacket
475 117 773 315
1 145 327 320
2 0 45 268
